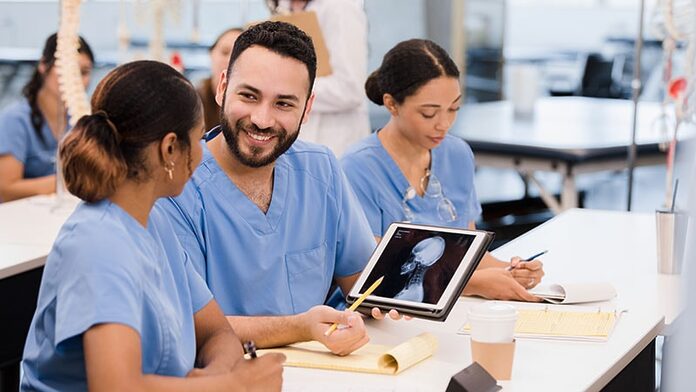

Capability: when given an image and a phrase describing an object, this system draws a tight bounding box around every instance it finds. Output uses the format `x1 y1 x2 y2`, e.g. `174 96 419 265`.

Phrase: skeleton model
650 0 696 206
394 236 446 302
57 0 90 127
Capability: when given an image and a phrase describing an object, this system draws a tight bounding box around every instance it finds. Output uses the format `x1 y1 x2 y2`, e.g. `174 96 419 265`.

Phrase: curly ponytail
60 112 127 202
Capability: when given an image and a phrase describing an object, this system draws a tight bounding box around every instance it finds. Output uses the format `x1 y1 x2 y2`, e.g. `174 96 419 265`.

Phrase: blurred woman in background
0 33 94 202
197 27 242 131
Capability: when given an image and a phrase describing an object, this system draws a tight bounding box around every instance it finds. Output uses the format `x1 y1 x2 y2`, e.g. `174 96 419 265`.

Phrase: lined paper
460 309 617 341
258 333 437 375
515 309 616 337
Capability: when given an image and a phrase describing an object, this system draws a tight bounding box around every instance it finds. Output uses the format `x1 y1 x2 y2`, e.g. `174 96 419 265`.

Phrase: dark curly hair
226 21 317 95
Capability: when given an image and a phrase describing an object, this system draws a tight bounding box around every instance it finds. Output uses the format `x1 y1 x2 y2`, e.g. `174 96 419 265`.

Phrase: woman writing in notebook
21 61 284 391
341 39 544 302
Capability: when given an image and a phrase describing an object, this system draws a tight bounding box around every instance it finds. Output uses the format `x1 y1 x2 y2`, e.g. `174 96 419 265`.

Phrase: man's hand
370 308 412 320
302 305 369 356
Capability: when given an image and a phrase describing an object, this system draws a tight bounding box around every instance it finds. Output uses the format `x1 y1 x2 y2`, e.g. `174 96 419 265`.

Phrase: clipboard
270 11 333 77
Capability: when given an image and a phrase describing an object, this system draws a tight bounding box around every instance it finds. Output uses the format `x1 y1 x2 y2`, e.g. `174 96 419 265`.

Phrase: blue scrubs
157 135 376 316
341 133 482 236
21 201 213 391
0 99 60 178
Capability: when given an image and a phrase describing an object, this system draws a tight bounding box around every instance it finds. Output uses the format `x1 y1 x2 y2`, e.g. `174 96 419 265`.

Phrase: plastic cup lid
468 301 518 320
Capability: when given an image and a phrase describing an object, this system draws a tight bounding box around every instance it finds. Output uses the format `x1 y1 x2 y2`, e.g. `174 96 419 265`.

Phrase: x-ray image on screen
360 227 475 305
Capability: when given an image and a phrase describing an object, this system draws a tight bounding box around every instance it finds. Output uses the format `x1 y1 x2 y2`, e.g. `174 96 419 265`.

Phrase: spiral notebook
257 333 437 375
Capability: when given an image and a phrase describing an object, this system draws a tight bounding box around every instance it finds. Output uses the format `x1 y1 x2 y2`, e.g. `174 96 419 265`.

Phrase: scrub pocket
285 242 329 313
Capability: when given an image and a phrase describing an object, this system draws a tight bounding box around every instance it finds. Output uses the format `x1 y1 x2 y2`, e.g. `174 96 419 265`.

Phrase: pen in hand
243 341 257 359
505 250 548 271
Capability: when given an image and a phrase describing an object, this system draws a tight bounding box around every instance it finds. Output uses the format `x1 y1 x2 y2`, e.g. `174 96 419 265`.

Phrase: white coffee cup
468 302 518 343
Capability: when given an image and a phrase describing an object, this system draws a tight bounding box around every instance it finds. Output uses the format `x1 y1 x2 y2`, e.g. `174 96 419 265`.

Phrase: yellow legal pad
258 333 438 375
461 309 617 341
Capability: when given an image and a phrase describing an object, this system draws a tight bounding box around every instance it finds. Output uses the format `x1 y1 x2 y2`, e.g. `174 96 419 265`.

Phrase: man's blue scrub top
158 136 376 316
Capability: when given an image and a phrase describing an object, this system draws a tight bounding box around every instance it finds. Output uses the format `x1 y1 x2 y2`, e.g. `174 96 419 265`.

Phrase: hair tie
93 110 121 143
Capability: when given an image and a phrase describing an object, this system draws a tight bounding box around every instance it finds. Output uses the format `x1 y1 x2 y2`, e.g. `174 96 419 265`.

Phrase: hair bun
365 69 384 106
90 110 121 143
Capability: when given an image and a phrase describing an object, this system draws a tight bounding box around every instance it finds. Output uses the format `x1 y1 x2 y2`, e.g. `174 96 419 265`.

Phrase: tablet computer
346 223 494 321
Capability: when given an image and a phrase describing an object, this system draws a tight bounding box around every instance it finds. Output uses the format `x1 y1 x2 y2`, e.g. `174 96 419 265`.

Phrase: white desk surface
492 208 681 330
0 195 78 279
450 97 669 149
283 209 671 392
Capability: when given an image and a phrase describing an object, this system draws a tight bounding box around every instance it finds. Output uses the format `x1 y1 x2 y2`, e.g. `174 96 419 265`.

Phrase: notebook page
459 308 617 340
515 309 616 338
260 341 394 374
379 333 438 374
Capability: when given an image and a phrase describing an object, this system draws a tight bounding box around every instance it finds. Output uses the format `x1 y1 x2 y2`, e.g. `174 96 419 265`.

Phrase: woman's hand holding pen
304 305 369 356
187 351 285 391
464 268 542 302
508 256 545 289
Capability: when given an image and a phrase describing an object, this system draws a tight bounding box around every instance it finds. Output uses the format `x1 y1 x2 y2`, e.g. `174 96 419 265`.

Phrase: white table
493 208 681 332
0 195 78 279
449 97 677 213
283 209 672 391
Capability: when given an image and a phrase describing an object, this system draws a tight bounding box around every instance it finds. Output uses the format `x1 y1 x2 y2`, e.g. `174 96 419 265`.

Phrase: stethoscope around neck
400 169 457 223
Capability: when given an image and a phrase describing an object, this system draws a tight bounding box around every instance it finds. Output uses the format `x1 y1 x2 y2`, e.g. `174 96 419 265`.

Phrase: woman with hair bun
342 39 545 302
21 60 284 391
0 33 94 202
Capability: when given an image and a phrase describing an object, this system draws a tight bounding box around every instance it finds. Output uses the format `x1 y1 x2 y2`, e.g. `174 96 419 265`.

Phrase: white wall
505 1 655 52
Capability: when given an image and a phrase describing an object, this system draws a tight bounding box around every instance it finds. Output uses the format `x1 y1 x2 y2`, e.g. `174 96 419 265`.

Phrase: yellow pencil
324 276 384 337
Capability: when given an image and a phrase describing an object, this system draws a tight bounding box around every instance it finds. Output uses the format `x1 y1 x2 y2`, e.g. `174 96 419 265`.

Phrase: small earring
165 162 174 180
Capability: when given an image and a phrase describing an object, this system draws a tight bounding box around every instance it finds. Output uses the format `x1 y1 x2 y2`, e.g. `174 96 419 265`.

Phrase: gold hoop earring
165 162 174 180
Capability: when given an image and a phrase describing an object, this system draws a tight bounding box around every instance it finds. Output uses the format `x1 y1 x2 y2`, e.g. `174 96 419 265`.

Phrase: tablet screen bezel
347 222 488 312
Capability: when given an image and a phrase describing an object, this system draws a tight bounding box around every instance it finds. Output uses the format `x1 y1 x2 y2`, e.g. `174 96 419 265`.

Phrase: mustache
236 120 280 137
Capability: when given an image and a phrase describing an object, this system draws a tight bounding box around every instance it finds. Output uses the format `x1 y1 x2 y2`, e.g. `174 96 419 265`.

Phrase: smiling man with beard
156 21 379 356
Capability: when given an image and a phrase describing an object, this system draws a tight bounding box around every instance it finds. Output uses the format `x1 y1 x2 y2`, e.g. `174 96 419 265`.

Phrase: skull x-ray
359 227 475 305
394 237 446 302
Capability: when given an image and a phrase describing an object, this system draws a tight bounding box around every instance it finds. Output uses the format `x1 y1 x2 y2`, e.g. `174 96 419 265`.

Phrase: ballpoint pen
505 250 548 271
243 341 257 359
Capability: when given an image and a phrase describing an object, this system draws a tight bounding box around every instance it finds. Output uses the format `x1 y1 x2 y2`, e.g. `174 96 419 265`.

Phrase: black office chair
577 53 632 99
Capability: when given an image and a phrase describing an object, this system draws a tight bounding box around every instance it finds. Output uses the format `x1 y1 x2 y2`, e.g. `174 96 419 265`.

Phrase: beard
219 111 301 168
